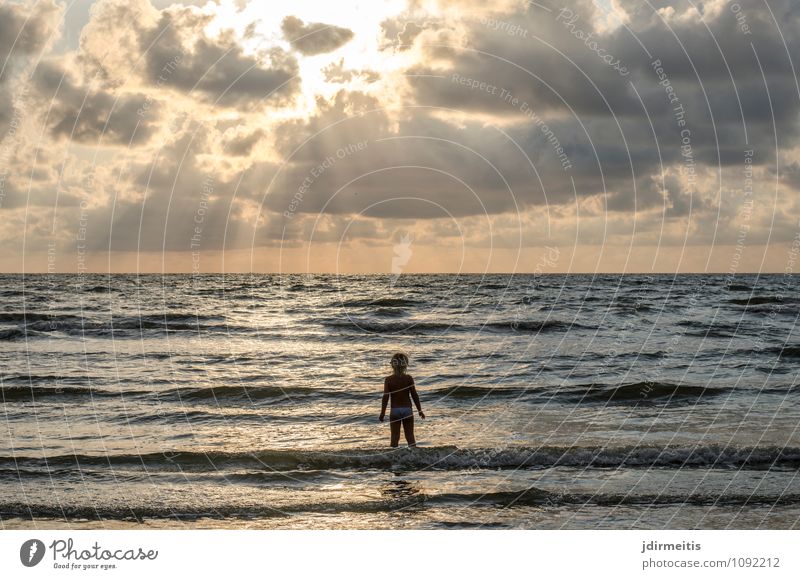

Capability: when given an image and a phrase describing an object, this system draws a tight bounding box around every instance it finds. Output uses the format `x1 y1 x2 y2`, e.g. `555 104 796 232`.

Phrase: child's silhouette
379 353 424 447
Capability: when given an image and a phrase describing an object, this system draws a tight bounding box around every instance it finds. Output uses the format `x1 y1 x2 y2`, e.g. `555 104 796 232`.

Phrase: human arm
380 378 390 422
409 377 425 419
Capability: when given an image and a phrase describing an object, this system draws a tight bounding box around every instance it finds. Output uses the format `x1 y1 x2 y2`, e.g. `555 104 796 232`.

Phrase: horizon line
0 271 794 276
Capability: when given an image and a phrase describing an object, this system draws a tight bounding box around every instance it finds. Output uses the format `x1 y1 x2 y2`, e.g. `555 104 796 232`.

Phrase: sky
0 0 799 273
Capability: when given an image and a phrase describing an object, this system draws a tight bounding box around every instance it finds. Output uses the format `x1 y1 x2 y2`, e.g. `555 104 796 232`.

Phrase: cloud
77 0 300 108
380 18 426 51
222 126 264 156
3 0 800 271
32 61 160 145
322 59 379 84
0 0 62 74
77 0 159 88
141 8 300 108
281 15 354 55
400 0 800 211
0 0 62 132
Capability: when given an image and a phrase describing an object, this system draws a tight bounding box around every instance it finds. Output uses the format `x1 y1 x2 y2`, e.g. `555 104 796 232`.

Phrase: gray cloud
223 127 264 156
0 0 62 133
4 0 799 262
76 0 300 108
397 0 800 217
0 0 62 77
32 61 160 145
140 9 300 108
282 16 354 55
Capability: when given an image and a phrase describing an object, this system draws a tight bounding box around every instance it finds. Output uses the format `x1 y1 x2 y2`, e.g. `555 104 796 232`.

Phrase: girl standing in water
379 353 425 447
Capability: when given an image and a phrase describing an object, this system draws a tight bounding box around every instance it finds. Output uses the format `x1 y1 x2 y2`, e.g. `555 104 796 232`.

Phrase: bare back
384 373 414 408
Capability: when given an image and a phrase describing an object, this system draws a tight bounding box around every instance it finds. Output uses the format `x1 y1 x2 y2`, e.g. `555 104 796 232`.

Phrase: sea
1 273 799 529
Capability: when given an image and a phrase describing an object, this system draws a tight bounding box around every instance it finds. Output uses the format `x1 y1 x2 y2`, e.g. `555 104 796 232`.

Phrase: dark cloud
396 0 800 220
262 91 542 223
5 0 799 261
76 1 300 108
780 162 800 191
281 16 354 55
223 127 264 156
32 61 160 145
140 10 299 109
140 9 300 108
0 0 62 132
0 0 62 76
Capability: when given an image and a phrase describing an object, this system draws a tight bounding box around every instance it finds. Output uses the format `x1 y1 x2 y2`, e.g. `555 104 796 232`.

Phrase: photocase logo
20 539 45 567
390 233 413 286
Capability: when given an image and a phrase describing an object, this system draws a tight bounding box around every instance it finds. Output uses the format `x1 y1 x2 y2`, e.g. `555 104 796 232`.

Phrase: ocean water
1 273 799 529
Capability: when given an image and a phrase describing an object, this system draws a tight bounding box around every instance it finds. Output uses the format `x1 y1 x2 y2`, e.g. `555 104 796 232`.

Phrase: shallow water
1 273 799 528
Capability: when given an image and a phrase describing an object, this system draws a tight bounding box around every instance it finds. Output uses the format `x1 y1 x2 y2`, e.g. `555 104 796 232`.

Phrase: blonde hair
390 352 409 373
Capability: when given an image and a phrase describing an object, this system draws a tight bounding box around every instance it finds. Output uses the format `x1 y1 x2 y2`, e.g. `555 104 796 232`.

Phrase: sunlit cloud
1 0 798 273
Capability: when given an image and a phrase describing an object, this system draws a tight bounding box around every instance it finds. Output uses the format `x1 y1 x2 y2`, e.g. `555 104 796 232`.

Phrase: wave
678 320 741 338
1 384 354 404
373 307 408 317
0 313 84 323
0 327 57 341
157 385 352 402
426 385 532 399
0 328 36 341
775 346 800 359
685 329 739 338
612 302 652 312
1 386 95 401
0 386 149 402
322 319 589 334
5 380 784 407
426 381 731 404
2 312 226 325
485 320 594 332
0 503 288 521
6 445 800 472
611 350 666 361
85 285 116 293
0 289 25 297
0 494 441 520
340 298 419 308
559 381 721 403
429 488 800 508
6 489 800 521
728 296 785 305
322 320 453 333
2 373 90 384
18 316 241 336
